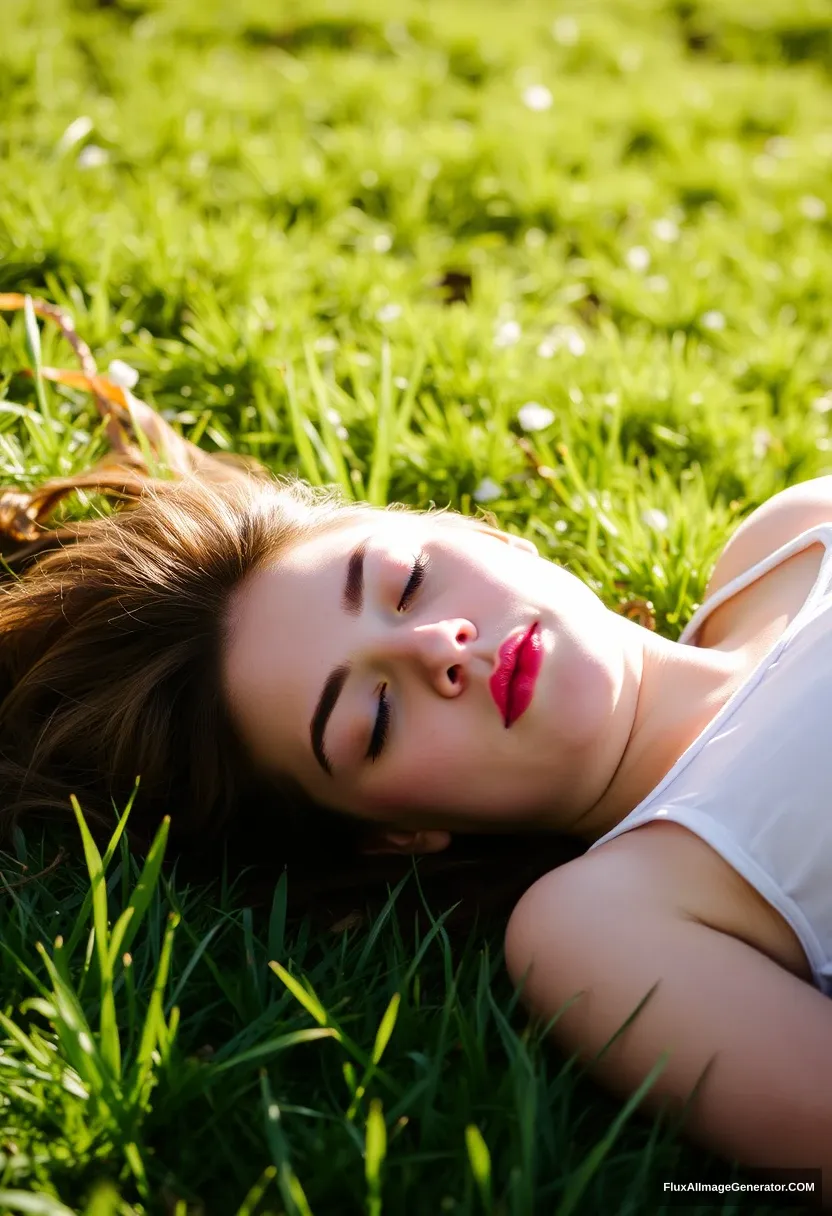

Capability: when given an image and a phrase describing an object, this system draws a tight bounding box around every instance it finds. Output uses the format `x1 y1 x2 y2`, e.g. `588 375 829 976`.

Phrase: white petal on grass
473 478 502 503
376 303 402 323
811 393 832 414
394 376 408 390
107 359 140 389
626 245 651 272
57 115 94 154
552 16 579 45
77 145 109 169
564 328 586 356
538 325 585 358
765 137 793 158
325 410 351 441
652 217 680 242
701 310 726 331
372 233 392 252
641 508 669 532
618 46 643 73
518 402 555 432
753 155 776 178
800 195 827 222
494 319 521 348
523 85 553 112
314 335 338 353
189 152 209 177
752 427 773 459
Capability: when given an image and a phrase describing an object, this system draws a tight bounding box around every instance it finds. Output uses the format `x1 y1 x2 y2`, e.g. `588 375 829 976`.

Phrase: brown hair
0 291 586 931
0 468 585 932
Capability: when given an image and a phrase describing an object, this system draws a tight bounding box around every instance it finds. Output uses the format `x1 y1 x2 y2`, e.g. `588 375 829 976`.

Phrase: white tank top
587 522 832 996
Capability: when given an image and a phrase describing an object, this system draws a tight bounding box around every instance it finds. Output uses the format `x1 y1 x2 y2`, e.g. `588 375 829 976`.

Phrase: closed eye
397 551 430 612
368 552 431 761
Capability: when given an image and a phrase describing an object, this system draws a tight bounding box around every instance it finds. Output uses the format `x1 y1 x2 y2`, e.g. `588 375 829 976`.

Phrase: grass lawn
2 0 832 1211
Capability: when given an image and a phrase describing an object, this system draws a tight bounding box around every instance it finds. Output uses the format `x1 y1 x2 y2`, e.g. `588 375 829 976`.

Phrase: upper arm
504 858 832 1180
705 474 832 601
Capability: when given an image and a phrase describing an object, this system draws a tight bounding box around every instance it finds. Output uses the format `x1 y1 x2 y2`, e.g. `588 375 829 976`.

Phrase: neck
565 613 747 845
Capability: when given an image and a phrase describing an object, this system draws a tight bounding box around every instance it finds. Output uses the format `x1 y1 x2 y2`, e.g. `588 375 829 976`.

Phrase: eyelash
367 552 430 762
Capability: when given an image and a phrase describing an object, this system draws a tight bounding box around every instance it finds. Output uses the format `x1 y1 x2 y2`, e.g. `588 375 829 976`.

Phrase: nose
370 617 478 694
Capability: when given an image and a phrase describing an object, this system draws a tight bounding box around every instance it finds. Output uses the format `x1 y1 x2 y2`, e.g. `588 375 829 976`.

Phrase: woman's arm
504 849 832 1199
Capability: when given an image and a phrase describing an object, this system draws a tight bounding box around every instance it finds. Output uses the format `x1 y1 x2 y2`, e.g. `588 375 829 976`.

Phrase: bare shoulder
705 474 832 602
506 821 814 985
502 841 832 1184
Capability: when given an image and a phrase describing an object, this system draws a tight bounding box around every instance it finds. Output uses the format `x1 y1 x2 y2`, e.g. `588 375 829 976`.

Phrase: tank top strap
679 521 832 647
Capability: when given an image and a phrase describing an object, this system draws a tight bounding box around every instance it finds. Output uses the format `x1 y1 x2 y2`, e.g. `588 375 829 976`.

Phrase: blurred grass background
1 0 831 1212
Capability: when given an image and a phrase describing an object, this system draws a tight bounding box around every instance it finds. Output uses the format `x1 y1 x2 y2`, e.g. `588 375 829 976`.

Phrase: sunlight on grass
2 0 831 1210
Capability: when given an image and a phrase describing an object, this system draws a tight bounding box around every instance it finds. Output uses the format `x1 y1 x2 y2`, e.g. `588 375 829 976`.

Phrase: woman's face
222 511 629 847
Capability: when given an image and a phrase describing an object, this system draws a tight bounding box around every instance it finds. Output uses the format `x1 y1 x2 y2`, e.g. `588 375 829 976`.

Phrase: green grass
1 0 831 1211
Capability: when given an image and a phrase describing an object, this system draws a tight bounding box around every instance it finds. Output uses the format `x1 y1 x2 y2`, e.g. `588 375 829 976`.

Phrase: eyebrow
342 538 367 616
310 539 368 775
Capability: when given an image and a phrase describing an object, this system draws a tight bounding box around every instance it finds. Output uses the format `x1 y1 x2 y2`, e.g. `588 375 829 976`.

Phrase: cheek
355 747 462 819
358 783 420 816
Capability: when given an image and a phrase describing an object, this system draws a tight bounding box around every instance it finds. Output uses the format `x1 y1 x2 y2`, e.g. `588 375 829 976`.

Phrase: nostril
448 665 459 684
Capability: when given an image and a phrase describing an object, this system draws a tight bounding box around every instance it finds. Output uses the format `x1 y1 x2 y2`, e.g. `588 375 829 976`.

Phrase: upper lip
489 622 538 722
492 627 532 685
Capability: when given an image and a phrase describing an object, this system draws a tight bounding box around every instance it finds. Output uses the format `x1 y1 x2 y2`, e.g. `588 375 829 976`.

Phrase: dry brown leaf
0 295 269 563
0 467 150 547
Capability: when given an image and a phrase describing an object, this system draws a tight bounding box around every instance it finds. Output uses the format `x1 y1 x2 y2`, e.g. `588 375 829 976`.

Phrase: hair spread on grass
0 474 376 851
0 469 584 929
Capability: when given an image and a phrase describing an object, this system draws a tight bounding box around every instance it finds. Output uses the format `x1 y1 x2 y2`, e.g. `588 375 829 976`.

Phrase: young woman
2 387 831 1197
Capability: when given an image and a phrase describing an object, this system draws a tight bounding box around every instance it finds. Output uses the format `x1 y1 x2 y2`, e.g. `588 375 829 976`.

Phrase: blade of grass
554 1053 671 1216
0 1191 77 1216
346 992 400 1120
393 343 427 438
211 1027 339 1074
267 961 333 1030
34 941 120 1117
165 922 222 1013
259 1070 315 1216
281 362 324 484
112 815 170 963
465 1124 493 1214
364 1098 386 1216
128 911 180 1109
235 1165 278 1216
64 788 139 959
366 340 394 506
23 295 54 431
69 797 120 1080
304 342 354 496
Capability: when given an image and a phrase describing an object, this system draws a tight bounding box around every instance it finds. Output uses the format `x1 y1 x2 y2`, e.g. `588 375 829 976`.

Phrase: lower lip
491 623 543 728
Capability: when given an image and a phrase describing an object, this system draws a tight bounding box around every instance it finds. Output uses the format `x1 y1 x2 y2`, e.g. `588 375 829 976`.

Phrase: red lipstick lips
489 623 542 727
